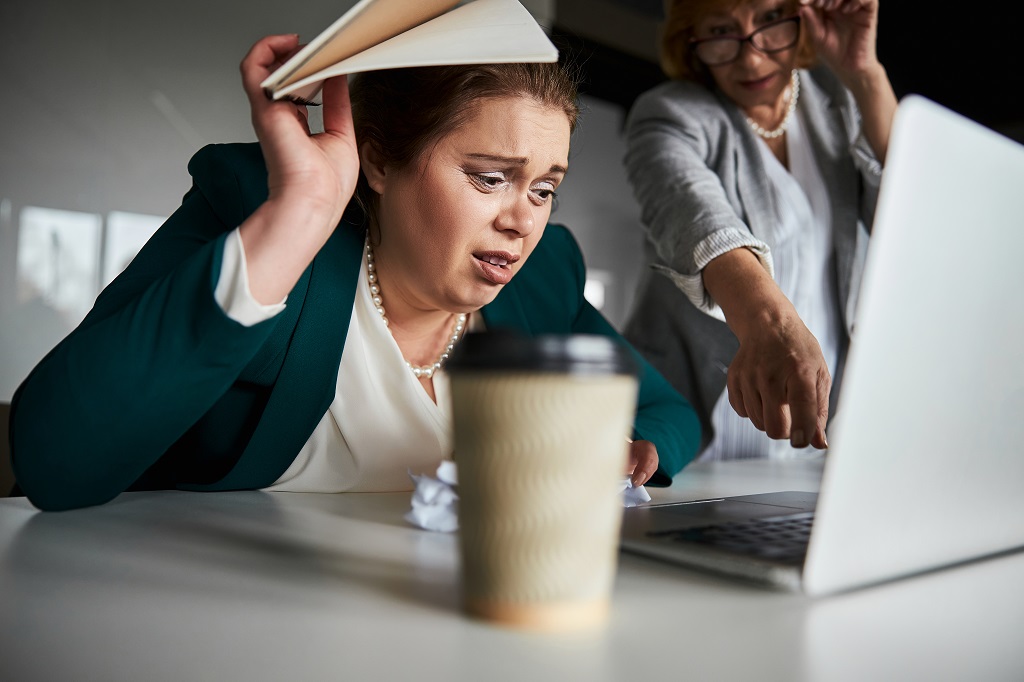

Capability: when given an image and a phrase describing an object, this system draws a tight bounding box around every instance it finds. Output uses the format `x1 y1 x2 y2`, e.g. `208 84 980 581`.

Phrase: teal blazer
10 144 700 511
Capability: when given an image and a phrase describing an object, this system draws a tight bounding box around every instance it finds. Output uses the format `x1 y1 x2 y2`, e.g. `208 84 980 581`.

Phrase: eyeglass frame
689 15 802 67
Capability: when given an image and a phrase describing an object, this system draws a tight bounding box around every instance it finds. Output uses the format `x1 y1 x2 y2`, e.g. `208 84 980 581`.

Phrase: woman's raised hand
798 0 882 85
237 34 362 305
799 0 897 163
240 34 359 228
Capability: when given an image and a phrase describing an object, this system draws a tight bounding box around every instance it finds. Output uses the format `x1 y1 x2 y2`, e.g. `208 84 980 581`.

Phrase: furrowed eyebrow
467 153 528 166
466 153 567 175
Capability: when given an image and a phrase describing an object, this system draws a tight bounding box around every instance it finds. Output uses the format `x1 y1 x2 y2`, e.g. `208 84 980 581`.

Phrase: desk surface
1 457 1022 682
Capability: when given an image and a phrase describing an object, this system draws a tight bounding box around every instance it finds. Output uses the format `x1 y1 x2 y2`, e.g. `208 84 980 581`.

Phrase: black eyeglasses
690 15 801 66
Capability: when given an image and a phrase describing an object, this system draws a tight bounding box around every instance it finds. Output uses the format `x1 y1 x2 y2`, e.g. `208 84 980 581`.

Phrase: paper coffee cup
447 332 639 630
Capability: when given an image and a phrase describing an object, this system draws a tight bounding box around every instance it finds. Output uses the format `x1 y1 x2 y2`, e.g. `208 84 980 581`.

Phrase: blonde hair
660 0 817 85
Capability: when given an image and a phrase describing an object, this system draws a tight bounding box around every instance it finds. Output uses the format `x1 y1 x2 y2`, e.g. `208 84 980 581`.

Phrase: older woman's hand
726 308 831 449
627 440 659 487
704 248 831 450
799 0 898 163
798 0 882 85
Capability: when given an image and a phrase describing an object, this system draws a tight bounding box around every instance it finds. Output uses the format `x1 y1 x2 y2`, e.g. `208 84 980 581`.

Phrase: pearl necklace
745 70 800 140
365 238 467 379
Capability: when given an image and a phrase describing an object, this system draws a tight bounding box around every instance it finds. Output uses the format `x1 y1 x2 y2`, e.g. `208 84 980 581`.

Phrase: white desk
1 458 1021 681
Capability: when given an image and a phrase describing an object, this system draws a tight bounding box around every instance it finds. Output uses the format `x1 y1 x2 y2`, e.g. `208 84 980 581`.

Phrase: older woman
9 34 700 510
623 0 897 459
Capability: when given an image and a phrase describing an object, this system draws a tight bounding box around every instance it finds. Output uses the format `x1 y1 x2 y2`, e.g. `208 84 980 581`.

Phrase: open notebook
620 96 1024 595
261 0 557 104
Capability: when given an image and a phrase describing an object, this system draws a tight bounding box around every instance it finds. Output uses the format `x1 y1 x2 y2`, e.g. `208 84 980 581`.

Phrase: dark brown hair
350 61 580 222
660 0 816 87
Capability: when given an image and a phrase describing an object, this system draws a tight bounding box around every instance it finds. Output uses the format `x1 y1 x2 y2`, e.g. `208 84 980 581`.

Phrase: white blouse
215 232 469 492
701 108 842 461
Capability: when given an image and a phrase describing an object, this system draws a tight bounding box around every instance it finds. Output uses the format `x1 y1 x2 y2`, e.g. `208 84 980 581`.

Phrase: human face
371 95 571 317
694 0 799 115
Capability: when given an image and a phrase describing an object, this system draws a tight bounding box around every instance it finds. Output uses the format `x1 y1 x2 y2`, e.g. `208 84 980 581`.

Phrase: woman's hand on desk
628 440 659 487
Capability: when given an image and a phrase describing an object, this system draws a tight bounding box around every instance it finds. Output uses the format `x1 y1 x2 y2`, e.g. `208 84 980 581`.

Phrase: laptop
620 95 1024 596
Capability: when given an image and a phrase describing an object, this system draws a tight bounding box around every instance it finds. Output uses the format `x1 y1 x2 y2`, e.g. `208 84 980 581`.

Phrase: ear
359 141 388 195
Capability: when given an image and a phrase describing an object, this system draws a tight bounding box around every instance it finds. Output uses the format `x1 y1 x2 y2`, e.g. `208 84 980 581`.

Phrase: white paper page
262 0 459 93
272 0 557 101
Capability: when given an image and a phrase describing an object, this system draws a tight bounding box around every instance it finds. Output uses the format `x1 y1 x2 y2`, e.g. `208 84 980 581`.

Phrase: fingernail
792 429 807 447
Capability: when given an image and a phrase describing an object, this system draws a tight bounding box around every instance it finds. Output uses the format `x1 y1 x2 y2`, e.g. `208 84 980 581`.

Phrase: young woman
9 34 700 510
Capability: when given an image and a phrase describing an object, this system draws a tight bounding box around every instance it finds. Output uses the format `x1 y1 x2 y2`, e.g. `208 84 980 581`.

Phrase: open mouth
739 73 776 90
473 251 519 268
477 254 509 267
473 251 520 285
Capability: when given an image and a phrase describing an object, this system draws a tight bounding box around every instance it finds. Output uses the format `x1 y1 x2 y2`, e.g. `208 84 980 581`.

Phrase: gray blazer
622 67 881 451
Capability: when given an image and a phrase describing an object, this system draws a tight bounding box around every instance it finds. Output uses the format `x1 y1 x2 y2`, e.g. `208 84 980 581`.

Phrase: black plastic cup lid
446 330 638 376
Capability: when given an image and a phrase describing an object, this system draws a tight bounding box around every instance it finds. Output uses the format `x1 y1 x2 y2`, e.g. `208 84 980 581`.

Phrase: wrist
727 293 796 342
844 62 890 103
274 191 344 218
264 186 348 228
703 248 794 341
238 197 343 297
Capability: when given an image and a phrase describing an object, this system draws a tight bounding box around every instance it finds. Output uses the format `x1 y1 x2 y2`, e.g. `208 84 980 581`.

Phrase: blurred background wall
1 0 1019 401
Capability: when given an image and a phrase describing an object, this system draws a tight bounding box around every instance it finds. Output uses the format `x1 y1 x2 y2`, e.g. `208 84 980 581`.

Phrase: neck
743 70 799 140
388 312 461 367
365 236 468 375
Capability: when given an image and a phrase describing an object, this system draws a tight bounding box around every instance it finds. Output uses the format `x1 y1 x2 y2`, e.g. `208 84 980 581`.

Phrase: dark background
553 1 1024 140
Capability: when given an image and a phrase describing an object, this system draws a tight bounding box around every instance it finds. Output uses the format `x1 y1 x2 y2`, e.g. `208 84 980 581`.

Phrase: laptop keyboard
646 511 815 566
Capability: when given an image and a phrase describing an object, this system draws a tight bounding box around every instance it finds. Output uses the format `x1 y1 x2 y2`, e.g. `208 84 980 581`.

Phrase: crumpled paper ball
405 460 651 532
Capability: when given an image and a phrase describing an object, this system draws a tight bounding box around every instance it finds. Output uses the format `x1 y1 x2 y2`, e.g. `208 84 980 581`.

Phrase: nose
494 191 536 237
735 37 767 66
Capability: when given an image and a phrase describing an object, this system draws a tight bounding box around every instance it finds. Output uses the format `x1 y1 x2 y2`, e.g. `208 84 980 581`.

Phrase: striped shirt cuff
653 229 774 321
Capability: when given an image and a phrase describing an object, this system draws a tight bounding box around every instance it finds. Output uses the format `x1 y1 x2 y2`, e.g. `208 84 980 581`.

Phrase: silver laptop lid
803 96 1024 595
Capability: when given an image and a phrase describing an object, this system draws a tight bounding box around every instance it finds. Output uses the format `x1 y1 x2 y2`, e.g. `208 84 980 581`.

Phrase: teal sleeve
553 226 702 484
10 148 280 510
570 298 701 485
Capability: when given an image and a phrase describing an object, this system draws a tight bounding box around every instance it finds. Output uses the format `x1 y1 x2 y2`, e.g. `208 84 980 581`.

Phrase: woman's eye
530 183 557 204
473 172 506 189
763 9 784 22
